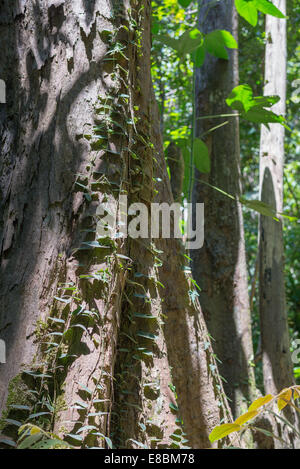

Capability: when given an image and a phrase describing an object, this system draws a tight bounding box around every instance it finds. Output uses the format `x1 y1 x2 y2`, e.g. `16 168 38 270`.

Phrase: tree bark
0 0 233 449
191 0 256 418
259 0 299 448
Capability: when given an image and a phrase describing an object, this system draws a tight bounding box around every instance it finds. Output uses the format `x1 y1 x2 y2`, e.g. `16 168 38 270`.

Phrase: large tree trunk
259 0 299 448
191 0 256 418
0 0 233 449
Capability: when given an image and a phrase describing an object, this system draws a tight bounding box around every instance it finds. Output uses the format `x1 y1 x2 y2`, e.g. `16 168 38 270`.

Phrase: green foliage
195 29 238 66
235 0 258 26
155 28 203 60
210 386 300 445
235 0 285 27
226 84 289 128
193 138 210 173
178 0 193 8
17 424 72 449
155 28 237 65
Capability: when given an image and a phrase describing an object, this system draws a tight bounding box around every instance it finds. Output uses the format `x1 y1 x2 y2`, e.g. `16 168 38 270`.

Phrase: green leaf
137 331 157 341
66 434 83 442
5 418 22 427
239 197 277 218
194 45 206 67
48 331 63 337
0 437 17 447
243 108 289 129
116 254 132 261
277 388 292 411
18 433 43 449
105 436 113 449
204 30 237 60
23 371 52 379
151 21 159 35
235 410 258 425
235 0 285 26
31 438 71 449
53 296 71 304
235 0 258 26
209 423 242 442
254 0 285 18
8 404 31 411
48 317 65 324
79 383 93 395
28 412 51 420
81 241 110 249
133 313 157 320
248 394 274 411
169 403 179 412
226 84 254 113
127 439 147 449
178 0 193 7
69 324 88 333
155 29 203 59
193 138 210 173
76 425 98 434
251 95 280 108
226 85 289 129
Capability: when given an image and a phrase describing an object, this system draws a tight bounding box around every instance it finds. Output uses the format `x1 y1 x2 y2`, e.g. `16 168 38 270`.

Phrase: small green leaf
76 425 98 434
240 197 277 218
155 29 203 59
137 331 157 341
209 423 242 442
277 388 292 411
194 45 206 67
193 138 210 173
53 296 71 304
204 30 237 60
226 85 289 129
48 317 65 324
235 410 258 425
66 434 83 442
79 383 93 395
69 324 88 333
8 404 31 411
254 0 285 18
133 313 157 320
226 84 254 113
248 394 273 411
169 403 179 412
28 412 51 420
243 108 289 129
18 433 43 449
5 418 22 427
31 438 71 449
235 0 285 26
178 0 193 7
105 436 113 449
235 0 258 26
0 437 17 447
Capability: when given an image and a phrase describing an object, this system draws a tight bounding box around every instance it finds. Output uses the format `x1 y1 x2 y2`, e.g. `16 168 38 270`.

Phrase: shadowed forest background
0 0 299 450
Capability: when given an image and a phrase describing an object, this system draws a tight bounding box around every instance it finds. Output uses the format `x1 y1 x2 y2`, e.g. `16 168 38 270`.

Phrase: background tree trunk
191 0 256 418
0 0 233 449
259 0 299 448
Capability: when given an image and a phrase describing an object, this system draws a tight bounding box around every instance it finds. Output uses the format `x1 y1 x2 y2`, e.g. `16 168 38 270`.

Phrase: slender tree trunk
0 0 233 449
259 0 299 448
259 0 292 397
191 0 256 418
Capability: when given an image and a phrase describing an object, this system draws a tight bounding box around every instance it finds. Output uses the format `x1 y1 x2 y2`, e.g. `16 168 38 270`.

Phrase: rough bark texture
0 0 129 447
0 0 234 449
259 0 299 448
191 0 256 418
